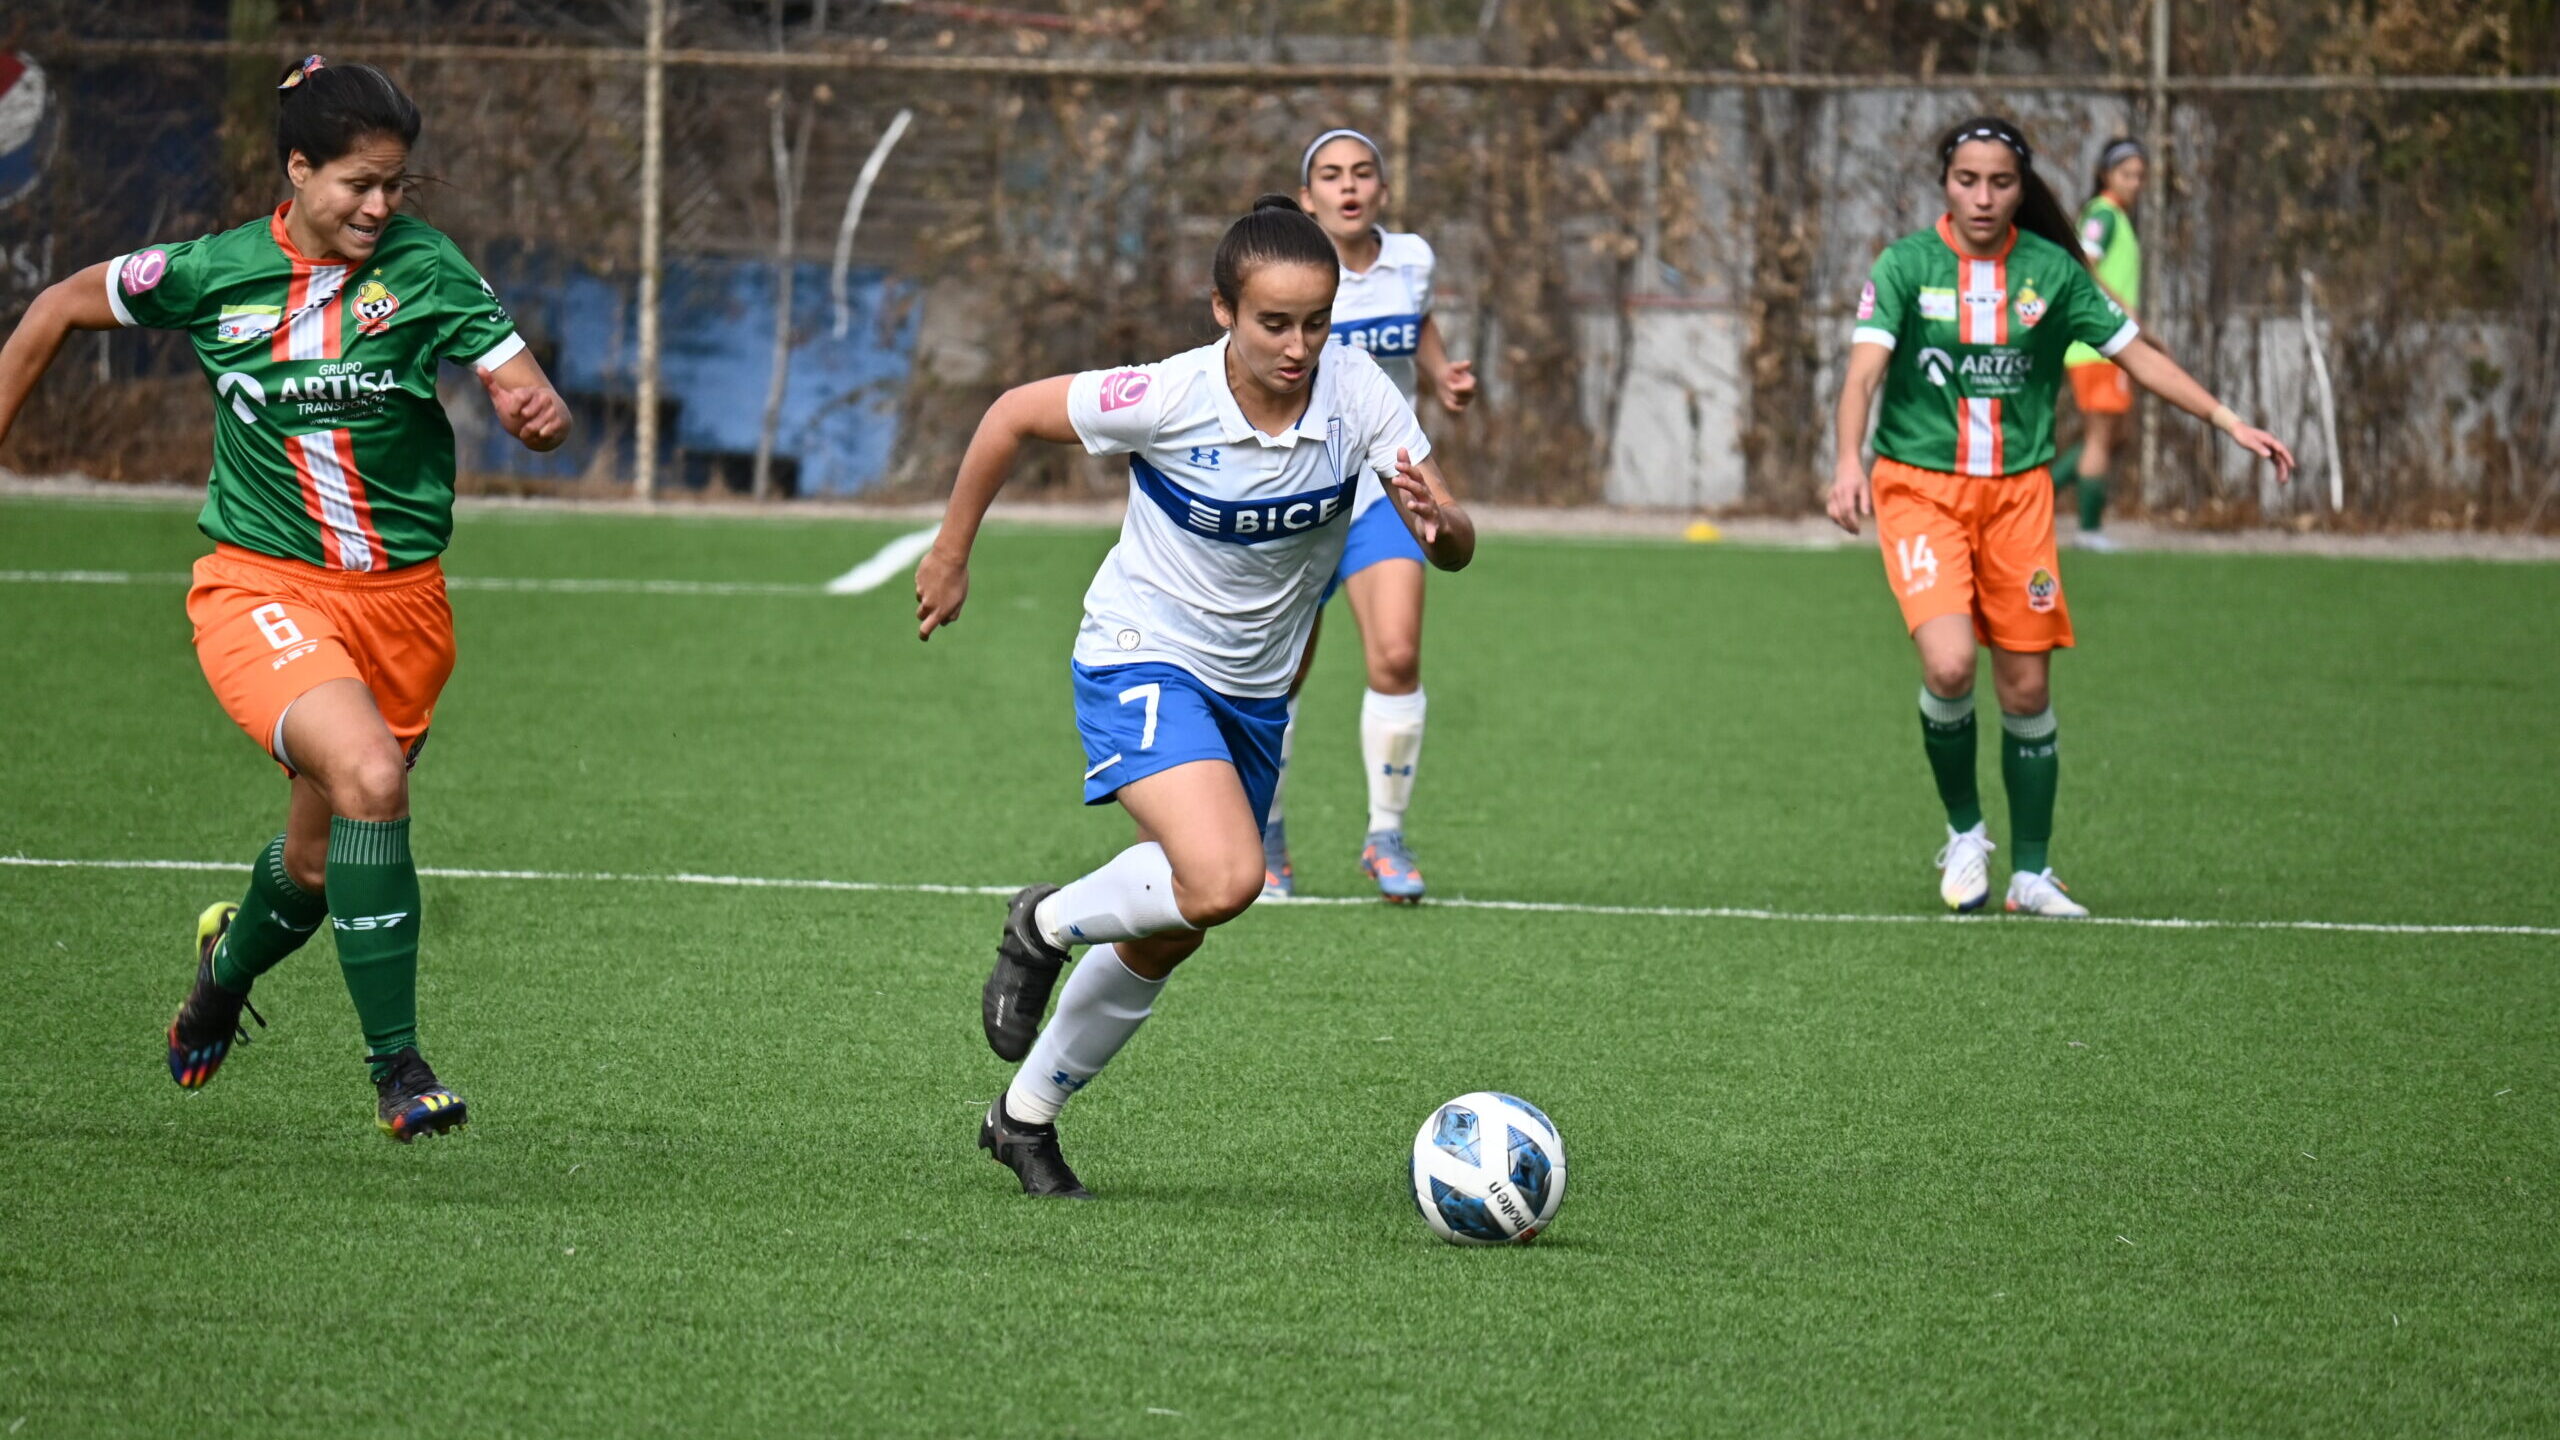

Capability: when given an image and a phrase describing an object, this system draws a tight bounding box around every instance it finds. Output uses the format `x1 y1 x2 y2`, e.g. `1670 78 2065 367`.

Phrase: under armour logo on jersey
1187 446 1221 468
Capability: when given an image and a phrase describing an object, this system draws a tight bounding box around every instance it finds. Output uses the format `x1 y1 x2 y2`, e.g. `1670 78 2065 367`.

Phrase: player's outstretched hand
1387 449 1441 544
1825 459 1872 535
914 548 969 641
480 369 570 452
1434 360 1478 415
2235 425 2297 485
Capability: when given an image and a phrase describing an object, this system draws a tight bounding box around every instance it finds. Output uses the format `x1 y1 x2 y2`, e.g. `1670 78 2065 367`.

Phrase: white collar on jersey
1206 335 1332 448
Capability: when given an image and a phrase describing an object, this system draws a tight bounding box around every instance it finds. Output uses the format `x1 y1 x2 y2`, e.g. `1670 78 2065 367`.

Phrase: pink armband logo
120 248 168 296
1855 281 1876 321
1097 370 1151 412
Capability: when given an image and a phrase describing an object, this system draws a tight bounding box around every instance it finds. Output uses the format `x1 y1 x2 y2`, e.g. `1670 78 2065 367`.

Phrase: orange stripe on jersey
287 427 342 567
272 268 309 365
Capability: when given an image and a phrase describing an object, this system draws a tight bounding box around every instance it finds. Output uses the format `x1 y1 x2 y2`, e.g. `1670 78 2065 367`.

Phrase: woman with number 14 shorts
0 58 570 1138
1825 116 2293 918
914 196 1474 1198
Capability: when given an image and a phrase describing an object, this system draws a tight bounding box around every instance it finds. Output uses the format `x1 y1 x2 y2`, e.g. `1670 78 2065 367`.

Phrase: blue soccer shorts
1071 661 1290 828
1321 495 1428 605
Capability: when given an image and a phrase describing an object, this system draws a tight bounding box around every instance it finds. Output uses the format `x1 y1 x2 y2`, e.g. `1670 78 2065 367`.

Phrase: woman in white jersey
915 195 1475 1198
1259 128 1478 904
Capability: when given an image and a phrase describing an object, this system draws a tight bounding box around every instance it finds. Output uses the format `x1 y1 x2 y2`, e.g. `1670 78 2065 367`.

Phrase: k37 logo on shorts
2026 567 2059 613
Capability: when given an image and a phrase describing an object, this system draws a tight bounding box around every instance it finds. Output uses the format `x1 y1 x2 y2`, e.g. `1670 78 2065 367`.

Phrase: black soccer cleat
983 883 1069 1063
372 1048 469 1142
168 902 265 1089
979 1099 1092 1199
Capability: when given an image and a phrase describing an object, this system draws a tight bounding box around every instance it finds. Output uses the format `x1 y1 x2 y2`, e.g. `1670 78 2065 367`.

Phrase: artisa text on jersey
220 360 400 424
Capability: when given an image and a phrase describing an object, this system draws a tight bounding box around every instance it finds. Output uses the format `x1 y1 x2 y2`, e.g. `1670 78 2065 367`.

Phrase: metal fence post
634 0 666 500
2139 0 2168 507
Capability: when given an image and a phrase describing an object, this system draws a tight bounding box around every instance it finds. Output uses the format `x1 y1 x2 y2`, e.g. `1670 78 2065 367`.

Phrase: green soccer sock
2051 443 2082 493
2077 466 2110 533
2001 708 2060 874
211 834 330 994
325 816 422 1075
1918 687 1984 832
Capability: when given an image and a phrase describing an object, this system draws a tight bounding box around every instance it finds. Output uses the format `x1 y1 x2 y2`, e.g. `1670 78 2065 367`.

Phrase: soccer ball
1409 1092 1567 1245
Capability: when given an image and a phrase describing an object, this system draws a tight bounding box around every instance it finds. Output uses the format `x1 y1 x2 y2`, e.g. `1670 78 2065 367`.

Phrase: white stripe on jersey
1961 398 2000 477
293 430 375 571
1961 259 2002 345
286 266 348 362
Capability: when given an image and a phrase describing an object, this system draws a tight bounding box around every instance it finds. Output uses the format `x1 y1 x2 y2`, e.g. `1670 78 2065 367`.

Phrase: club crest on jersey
2013 280 2046 328
216 304 281 343
119 248 167 295
350 278 400 335
1098 370 1151 412
2026 567 2059 613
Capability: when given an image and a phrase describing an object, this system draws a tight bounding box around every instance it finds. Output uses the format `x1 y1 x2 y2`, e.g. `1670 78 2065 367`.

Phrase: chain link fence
3 0 2553 527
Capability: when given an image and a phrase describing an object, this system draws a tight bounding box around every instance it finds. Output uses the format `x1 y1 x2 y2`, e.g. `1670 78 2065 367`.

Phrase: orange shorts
1870 457 2073 653
2069 360 2132 415
187 543 456 770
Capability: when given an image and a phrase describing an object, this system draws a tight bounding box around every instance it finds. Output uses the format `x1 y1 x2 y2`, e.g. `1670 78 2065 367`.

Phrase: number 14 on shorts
1895 535 1940 597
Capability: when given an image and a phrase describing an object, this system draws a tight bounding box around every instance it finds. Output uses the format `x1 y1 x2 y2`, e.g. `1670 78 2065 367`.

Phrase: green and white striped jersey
107 204 523 570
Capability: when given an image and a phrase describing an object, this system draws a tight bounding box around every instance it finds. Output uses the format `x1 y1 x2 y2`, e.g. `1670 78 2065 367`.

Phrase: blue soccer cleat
1360 829 1427 904
1262 816 1295 899
168 902 264 1089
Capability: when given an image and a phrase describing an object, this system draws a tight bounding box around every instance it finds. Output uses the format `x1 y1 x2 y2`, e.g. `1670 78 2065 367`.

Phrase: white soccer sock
1361 686 1426 835
1266 695 1299 830
1034 841 1196 949
1004 945 1164 1125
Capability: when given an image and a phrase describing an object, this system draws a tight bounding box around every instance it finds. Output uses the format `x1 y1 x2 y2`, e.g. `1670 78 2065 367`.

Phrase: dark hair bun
1251 193 1305 214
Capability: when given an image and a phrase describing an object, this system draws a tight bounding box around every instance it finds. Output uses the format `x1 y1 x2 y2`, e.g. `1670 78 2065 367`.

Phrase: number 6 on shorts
1118 682 1161 750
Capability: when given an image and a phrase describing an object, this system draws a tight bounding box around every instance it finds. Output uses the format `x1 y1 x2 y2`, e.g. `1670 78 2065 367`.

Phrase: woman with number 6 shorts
0 58 570 1137
1825 116 2292 918
914 196 1473 1198
1258 127 1479 904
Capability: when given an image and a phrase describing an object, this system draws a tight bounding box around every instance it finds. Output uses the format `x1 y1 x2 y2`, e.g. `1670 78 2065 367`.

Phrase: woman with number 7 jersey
0 57 570 1138
1825 116 2292 918
915 195 1473 1199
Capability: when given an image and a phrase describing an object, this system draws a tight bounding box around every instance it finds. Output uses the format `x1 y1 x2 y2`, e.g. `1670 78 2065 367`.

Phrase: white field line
0 568 828 597
5 854 2554 940
824 525 940 595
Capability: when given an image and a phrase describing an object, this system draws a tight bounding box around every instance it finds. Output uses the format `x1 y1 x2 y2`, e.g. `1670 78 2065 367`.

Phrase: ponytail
1937 116 2082 261
1211 194 1336 307
274 55 421 175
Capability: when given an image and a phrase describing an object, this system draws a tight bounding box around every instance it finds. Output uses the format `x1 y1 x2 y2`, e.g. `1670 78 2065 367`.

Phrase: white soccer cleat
1935 824 1995 913
2004 869 2090 918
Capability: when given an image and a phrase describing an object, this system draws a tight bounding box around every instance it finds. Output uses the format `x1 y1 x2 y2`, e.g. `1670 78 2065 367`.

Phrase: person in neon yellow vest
2054 137 2148 550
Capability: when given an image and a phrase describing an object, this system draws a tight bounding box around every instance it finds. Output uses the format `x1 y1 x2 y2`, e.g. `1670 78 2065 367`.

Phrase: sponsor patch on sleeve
1855 281 1876 321
119 248 168 295
1098 370 1151 412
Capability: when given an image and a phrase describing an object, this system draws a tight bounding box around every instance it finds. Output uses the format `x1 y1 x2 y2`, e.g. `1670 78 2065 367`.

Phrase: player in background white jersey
1260 128 1478 904
914 195 1476 1197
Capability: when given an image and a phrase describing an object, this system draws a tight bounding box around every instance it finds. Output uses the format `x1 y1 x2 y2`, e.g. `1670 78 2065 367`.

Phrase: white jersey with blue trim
1327 229 1435 519
1066 338 1431 697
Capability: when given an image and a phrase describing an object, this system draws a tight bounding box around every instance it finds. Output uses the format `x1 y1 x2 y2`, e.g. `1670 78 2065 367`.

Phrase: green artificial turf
1 494 2554 1437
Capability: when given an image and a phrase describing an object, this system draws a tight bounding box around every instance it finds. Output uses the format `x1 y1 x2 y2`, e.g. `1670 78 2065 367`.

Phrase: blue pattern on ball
1493 1093 1557 1136
1506 1126 1554 1217
1427 1176 1509 1242
1430 1104 1481 1166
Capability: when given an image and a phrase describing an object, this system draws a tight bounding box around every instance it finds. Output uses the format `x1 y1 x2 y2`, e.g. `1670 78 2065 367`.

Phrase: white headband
1300 128 1384 185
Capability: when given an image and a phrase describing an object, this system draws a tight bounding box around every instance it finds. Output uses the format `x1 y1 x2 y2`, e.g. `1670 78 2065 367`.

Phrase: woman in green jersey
0 57 570 1138
1824 116 2291 918
2053 136 2150 549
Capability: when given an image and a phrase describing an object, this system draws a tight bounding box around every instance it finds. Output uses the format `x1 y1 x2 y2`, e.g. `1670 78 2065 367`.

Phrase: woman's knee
1366 640 1421 694
1997 678 2051 717
1176 852 1265 928
1922 659 1976 701
323 744 411 821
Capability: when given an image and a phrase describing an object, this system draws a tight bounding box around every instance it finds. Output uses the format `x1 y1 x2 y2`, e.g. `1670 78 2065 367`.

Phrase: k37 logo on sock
333 912 411 931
